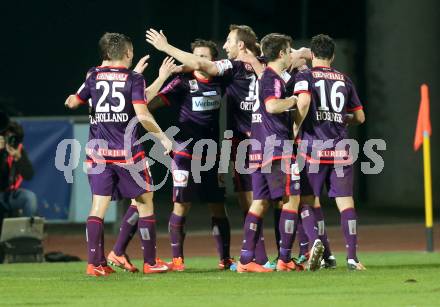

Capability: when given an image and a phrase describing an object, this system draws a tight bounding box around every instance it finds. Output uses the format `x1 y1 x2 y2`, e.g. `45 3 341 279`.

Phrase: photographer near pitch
0 111 37 230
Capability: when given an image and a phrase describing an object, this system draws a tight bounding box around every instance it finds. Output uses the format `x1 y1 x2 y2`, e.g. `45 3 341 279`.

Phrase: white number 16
315 80 345 113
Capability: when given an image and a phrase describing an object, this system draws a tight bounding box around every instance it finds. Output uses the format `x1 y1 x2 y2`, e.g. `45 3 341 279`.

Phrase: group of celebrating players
65 23 366 276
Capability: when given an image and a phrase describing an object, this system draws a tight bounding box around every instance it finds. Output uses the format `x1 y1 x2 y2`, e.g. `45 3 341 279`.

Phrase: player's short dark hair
99 32 132 61
261 33 293 62
191 39 219 60
311 34 335 60
229 24 260 56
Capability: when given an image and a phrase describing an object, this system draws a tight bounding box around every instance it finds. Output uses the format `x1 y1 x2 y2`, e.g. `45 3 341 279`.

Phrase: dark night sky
0 0 365 116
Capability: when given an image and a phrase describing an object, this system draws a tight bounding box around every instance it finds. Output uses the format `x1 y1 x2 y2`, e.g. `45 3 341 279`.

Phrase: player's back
294 66 363 151
78 65 146 161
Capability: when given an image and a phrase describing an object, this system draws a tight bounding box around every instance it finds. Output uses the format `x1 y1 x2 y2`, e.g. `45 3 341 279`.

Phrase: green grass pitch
0 252 439 306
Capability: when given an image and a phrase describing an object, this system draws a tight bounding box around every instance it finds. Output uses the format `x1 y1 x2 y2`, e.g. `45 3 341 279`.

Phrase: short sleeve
214 59 237 76
76 80 91 104
262 77 283 103
131 73 147 104
346 78 363 112
158 75 185 106
293 71 311 95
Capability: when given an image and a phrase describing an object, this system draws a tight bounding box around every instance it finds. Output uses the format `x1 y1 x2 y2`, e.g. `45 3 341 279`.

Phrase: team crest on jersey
189 79 199 93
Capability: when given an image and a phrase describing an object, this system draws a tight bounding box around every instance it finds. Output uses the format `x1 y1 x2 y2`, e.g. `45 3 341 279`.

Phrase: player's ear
278 49 285 59
238 40 245 50
330 54 335 63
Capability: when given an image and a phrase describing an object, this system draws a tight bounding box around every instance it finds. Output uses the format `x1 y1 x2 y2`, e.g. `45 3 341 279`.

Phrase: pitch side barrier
12 116 118 223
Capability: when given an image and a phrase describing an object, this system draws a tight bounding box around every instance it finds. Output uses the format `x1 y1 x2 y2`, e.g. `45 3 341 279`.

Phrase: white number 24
96 81 126 113
315 80 345 113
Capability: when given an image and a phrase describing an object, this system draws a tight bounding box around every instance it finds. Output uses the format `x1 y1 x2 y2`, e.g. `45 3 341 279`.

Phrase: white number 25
96 81 126 113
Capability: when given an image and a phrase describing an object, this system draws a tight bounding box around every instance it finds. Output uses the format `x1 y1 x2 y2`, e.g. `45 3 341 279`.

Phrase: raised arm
236 49 265 76
290 47 312 69
146 28 219 76
145 56 177 102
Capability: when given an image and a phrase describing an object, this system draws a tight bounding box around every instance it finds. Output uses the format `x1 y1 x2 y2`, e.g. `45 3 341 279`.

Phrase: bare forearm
145 76 167 102
293 94 311 127
266 97 296 114
163 45 201 70
162 45 217 75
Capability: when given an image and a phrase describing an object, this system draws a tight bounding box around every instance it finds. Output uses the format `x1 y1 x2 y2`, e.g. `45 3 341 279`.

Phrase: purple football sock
341 208 358 260
86 216 104 266
255 225 269 265
138 215 157 265
99 222 106 266
278 209 298 263
273 207 282 257
211 217 231 260
169 213 186 259
313 206 332 259
296 221 309 256
300 204 319 243
113 205 139 256
239 212 262 265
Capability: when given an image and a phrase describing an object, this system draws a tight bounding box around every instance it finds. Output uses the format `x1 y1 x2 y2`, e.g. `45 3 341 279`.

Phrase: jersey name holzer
316 110 343 123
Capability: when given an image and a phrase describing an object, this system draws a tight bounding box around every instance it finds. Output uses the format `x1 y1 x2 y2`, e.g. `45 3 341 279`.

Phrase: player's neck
267 61 284 76
104 60 129 68
312 59 332 68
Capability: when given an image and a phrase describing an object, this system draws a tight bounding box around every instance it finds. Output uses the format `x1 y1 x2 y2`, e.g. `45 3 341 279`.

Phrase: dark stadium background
0 0 438 227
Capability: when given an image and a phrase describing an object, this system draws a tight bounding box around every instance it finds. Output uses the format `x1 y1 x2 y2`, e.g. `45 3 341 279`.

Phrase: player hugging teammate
66 27 365 276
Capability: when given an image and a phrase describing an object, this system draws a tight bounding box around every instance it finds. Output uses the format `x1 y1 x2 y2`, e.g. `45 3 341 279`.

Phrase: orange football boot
86 264 110 277
168 257 185 272
107 250 139 273
218 258 236 270
143 262 169 274
236 261 273 273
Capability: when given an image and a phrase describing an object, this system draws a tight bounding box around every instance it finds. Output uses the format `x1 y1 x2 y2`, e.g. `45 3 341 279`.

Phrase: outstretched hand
133 55 150 74
159 56 178 80
146 28 169 51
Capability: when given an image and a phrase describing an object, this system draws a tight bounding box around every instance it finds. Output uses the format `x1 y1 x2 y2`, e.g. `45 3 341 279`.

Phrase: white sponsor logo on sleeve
294 80 309 92
214 59 233 76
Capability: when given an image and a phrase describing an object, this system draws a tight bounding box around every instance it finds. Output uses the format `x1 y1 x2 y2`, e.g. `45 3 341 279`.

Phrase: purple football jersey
158 72 224 154
215 59 258 139
76 66 146 162
293 66 363 162
250 67 292 166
